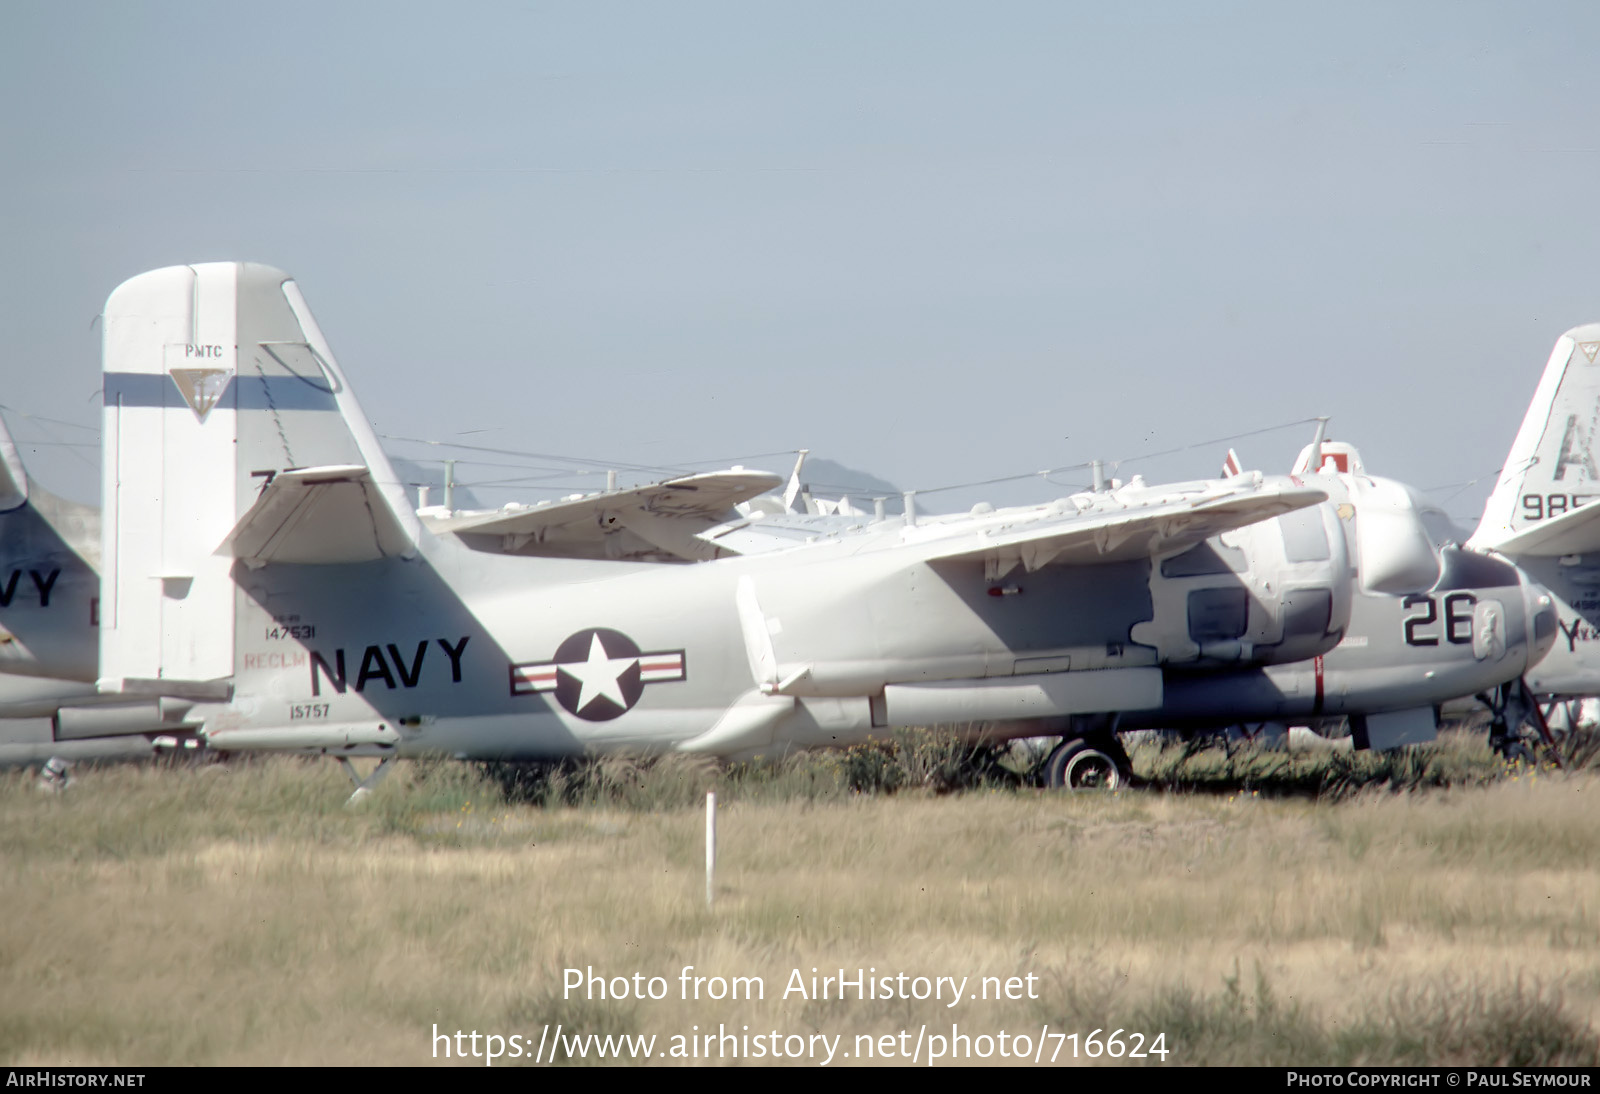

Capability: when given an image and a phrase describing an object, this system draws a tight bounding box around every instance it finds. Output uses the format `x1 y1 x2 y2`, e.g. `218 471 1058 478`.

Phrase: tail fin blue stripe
103 373 339 412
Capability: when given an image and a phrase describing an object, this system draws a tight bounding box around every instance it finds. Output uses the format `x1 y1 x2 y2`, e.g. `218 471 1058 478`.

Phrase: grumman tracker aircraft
514 429 1559 781
95 262 1371 799
83 261 1565 797
1469 322 1600 743
0 404 1554 789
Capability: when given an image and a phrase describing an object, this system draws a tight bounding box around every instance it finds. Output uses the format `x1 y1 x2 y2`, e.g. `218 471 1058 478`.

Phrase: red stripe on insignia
511 664 560 693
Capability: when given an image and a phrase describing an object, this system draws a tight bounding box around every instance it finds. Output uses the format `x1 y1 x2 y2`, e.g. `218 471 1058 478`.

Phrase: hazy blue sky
5 2 1600 523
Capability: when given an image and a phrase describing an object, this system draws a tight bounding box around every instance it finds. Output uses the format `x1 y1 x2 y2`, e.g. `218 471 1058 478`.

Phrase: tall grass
478 728 1024 810
1114 968 1600 1066
465 724 1592 812
3 730 1597 1066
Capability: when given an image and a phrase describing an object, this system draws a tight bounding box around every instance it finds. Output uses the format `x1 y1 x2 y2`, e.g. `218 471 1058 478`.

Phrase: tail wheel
1044 737 1130 791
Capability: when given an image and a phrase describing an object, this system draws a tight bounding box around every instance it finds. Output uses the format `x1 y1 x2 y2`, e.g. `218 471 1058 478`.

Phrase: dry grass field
2 730 1597 1066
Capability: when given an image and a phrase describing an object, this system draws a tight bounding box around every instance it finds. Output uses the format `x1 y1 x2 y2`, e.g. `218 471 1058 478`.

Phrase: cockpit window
1279 507 1330 562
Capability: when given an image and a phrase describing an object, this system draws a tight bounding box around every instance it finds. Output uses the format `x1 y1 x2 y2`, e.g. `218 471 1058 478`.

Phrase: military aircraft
0 417 207 765
0 258 1554 791
84 261 1572 799
661 430 1559 781
95 262 1373 800
1468 322 1600 742
0 258 1566 794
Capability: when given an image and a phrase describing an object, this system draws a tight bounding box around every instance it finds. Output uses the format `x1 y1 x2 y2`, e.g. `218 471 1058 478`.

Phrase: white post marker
706 791 716 907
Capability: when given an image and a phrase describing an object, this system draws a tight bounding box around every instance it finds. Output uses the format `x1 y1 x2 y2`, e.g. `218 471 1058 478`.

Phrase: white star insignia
558 632 638 713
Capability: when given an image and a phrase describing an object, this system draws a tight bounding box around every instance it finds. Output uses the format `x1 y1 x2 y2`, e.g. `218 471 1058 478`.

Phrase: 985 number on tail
1523 493 1593 522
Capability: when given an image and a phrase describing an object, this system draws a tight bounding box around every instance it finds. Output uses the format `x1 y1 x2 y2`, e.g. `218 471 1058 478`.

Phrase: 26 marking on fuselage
1400 592 1477 647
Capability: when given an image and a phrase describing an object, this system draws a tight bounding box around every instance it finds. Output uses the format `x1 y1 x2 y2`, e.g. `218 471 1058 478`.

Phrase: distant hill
387 450 914 517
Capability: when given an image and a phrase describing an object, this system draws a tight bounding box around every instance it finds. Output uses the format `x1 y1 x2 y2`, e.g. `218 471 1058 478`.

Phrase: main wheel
1043 737 1129 790
1490 729 1537 766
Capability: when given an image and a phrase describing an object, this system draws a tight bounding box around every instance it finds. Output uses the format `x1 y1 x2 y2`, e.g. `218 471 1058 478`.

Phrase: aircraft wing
217 465 415 565
426 469 783 561
1474 500 1600 557
698 511 878 555
917 482 1327 578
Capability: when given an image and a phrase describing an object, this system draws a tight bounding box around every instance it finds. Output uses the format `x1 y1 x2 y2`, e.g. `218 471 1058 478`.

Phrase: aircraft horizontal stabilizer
428 469 783 561
1476 500 1600 557
922 483 1327 577
97 677 233 702
218 465 415 565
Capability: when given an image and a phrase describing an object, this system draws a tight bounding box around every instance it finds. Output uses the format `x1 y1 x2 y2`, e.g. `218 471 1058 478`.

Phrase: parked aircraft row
0 262 1594 795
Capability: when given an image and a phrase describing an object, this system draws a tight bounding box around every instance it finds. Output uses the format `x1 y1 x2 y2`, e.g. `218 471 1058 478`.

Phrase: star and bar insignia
510 627 686 721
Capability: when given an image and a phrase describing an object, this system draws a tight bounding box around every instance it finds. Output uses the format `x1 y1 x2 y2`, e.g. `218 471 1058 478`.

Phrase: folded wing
426 469 783 562
917 481 1327 579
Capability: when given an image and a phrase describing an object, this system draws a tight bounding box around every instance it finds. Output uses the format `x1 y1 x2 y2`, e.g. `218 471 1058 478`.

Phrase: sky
4 2 1600 525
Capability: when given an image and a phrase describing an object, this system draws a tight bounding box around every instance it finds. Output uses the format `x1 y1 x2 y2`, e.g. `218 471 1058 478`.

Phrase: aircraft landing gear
339 755 398 805
1487 718 1537 766
1042 732 1132 791
1478 677 1565 769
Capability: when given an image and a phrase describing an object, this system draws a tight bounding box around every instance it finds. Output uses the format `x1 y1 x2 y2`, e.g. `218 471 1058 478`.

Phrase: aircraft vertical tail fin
99 262 419 696
1471 324 1600 554
0 414 102 683
0 416 30 513
782 449 808 513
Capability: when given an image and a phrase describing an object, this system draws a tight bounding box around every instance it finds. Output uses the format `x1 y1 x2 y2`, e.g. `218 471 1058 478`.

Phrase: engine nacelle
1133 502 1352 667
